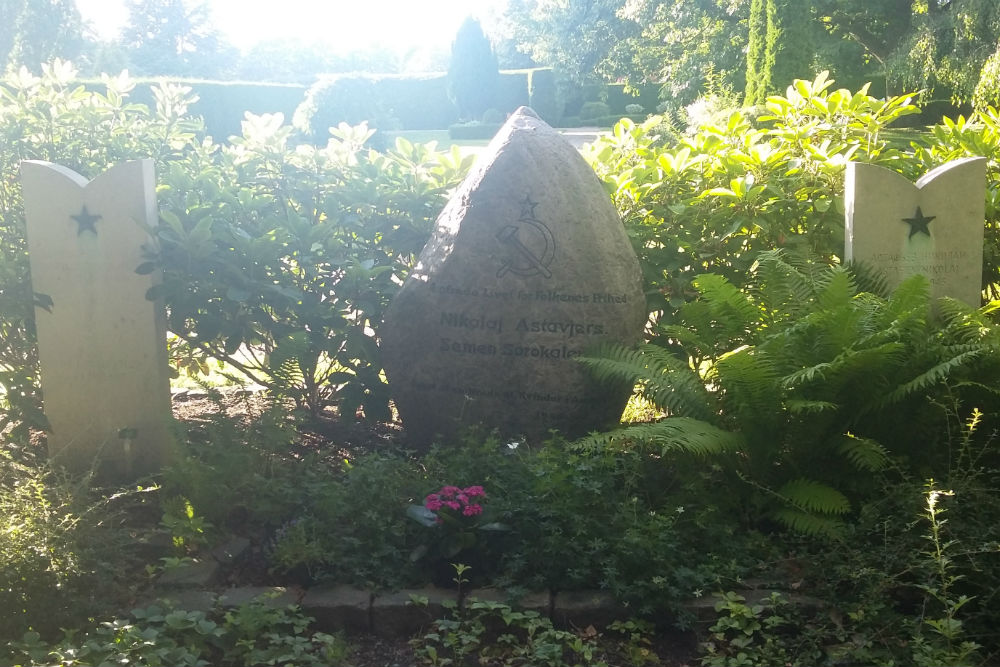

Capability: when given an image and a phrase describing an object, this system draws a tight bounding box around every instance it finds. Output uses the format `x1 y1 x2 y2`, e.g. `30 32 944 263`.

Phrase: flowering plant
407 484 507 561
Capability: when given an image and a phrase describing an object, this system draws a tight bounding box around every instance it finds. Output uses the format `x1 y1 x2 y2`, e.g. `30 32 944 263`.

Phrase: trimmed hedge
61 71 654 140
83 79 307 140
528 68 559 125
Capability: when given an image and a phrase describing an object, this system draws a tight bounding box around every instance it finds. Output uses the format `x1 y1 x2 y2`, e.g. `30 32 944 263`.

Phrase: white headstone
845 157 987 306
20 160 172 478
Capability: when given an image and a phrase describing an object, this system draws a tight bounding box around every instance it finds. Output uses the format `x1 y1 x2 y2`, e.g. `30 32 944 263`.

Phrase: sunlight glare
75 0 506 52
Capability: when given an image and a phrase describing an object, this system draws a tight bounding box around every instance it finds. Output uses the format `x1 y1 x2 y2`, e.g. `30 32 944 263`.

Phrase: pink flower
463 486 486 498
440 486 461 497
445 500 461 511
463 504 483 517
458 494 469 504
425 499 443 511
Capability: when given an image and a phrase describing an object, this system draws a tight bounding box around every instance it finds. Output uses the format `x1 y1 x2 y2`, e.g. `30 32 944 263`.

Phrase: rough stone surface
464 588 551 616
157 558 220 588
20 160 172 478
300 585 372 633
845 157 987 306
217 586 301 608
552 590 626 629
211 536 251 564
371 587 457 636
382 107 646 445
139 590 218 613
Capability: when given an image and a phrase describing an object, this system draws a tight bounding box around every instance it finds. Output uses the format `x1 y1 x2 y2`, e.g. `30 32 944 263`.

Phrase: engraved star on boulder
902 206 935 239
71 205 101 236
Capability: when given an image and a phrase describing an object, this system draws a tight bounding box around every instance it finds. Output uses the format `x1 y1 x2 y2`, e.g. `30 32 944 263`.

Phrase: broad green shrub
587 72 921 320
292 75 399 147
578 101 611 124
155 117 472 418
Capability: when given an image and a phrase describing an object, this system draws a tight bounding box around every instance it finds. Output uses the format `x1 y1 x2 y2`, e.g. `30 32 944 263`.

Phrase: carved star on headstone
71 205 101 236
902 206 935 239
520 195 539 220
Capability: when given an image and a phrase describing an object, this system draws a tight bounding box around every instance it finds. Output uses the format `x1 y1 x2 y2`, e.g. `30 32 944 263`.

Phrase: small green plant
909 484 982 667
411 597 610 667
4 600 351 667
161 495 213 553
699 592 799 667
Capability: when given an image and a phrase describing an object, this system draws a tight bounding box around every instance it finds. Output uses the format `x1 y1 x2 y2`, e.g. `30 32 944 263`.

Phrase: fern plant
579 251 1000 536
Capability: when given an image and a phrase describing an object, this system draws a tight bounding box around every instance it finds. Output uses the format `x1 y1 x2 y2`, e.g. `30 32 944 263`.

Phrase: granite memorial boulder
382 107 646 444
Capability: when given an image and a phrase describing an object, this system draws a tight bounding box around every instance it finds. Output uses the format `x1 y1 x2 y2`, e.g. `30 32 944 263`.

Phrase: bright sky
75 0 506 52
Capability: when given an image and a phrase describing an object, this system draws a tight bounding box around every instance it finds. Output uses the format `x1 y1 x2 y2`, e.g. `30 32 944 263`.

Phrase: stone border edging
149 583 626 637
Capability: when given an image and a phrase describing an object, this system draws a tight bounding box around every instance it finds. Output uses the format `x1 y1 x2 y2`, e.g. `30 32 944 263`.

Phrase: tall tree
744 0 818 104
499 0 638 83
120 0 236 77
888 0 1000 102
616 0 750 105
1 0 86 72
447 17 500 120
743 0 767 104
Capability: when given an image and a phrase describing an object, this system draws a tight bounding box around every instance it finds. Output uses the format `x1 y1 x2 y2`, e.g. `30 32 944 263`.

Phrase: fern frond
750 249 817 322
580 343 715 421
835 434 889 472
713 347 781 414
770 508 845 537
268 332 310 387
815 267 857 311
938 297 995 345
691 273 760 332
886 274 931 318
640 344 718 420
846 259 891 297
574 417 743 457
882 347 985 405
786 399 839 414
783 342 907 390
776 478 851 515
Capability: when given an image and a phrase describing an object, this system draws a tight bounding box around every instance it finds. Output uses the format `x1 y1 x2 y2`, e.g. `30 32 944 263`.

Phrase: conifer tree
744 0 768 105
744 0 815 105
448 17 500 121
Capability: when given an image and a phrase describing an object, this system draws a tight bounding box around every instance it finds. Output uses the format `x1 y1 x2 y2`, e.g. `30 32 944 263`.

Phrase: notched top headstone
382 106 646 445
20 160 172 479
845 157 987 306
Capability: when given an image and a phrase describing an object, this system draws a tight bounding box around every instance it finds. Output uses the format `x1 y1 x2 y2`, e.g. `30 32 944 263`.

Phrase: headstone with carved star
845 157 987 306
381 107 647 446
20 160 173 479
